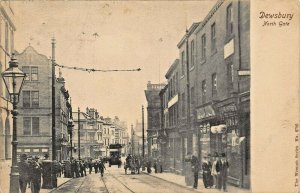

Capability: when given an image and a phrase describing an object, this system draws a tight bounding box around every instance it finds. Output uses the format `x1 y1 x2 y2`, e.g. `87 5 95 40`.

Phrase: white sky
12 1 216 128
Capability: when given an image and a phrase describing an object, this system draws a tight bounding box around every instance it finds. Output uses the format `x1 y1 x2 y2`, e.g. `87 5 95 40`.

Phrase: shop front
196 99 249 187
196 104 218 165
216 99 245 187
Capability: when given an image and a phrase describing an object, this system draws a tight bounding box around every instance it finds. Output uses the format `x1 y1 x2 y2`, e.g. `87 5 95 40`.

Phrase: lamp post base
10 165 20 193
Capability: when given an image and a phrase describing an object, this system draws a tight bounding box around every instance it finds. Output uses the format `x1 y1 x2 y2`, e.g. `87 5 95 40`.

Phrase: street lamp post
2 53 26 193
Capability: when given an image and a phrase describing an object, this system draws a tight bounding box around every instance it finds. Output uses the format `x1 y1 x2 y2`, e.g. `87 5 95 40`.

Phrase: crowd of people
124 154 164 174
17 152 229 193
17 153 107 193
188 152 230 191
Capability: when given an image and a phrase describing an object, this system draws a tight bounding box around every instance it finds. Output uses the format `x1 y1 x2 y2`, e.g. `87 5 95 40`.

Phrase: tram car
108 144 122 167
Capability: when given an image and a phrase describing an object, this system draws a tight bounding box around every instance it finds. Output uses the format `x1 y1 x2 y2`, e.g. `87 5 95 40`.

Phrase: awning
196 105 216 120
211 124 227 134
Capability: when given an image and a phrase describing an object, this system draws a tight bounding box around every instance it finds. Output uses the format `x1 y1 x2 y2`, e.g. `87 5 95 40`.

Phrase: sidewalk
142 171 251 193
36 177 72 193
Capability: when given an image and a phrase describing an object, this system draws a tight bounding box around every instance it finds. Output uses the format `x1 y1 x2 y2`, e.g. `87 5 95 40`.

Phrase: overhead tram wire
54 63 141 73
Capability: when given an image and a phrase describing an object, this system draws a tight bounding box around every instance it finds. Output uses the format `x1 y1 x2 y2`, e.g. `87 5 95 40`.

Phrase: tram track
100 169 136 193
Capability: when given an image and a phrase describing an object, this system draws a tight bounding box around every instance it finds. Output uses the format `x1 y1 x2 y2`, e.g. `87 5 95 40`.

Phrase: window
31 67 38 81
190 87 195 105
23 117 39 135
31 91 39 107
32 117 40 135
211 23 216 51
182 93 185 117
23 91 30 108
191 40 195 67
228 64 234 88
22 67 30 81
201 34 206 59
23 117 31 135
212 73 217 97
202 80 206 104
227 4 233 35
181 51 185 75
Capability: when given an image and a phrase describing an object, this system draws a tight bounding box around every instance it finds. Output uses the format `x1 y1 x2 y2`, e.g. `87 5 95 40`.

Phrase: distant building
16 46 72 160
144 81 166 157
72 107 104 159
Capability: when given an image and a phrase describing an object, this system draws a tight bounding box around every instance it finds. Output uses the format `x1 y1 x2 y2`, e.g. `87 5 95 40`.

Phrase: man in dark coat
191 154 200 189
202 155 212 188
98 160 106 177
30 156 42 193
219 153 229 192
79 160 84 177
18 154 30 193
88 160 93 174
94 161 99 173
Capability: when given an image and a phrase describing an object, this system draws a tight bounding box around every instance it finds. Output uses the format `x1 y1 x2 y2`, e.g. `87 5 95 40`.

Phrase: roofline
194 0 225 34
165 59 179 78
177 22 201 48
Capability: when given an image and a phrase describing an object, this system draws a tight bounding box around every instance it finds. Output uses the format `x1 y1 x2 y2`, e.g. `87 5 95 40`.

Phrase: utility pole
51 37 56 161
131 124 134 155
69 97 73 160
142 105 145 158
185 29 192 156
78 107 81 160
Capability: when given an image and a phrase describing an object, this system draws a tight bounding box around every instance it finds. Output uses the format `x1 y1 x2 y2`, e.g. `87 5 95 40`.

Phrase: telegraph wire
54 63 141 73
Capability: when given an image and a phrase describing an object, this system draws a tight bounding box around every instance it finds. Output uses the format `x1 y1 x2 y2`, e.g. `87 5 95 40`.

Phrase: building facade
193 0 250 188
155 0 250 188
15 46 72 160
0 0 15 161
72 107 104 159
144 81 165 158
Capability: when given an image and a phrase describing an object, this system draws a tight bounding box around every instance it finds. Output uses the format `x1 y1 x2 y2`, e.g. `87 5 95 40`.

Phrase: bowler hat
213 152 219 157
221 153 226 157
21 154 27 158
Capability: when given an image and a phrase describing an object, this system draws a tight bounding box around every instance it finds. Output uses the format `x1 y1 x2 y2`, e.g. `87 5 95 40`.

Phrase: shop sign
200 138 210 142
196 105 216 120
199 123 210 134
219 104 237 114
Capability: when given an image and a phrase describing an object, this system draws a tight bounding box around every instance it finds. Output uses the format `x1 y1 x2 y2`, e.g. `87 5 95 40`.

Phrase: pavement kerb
141 171 198 192
48 178 73 193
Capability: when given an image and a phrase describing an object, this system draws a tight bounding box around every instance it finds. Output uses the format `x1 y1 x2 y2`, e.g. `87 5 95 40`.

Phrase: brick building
0 0 15 161
193 0 250 187
157 0 250 188
15 46 72 161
